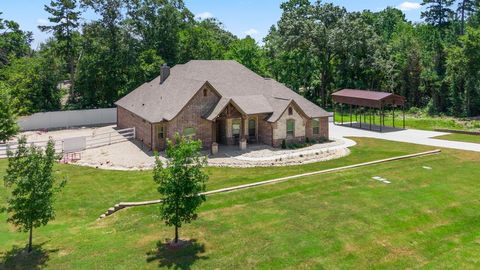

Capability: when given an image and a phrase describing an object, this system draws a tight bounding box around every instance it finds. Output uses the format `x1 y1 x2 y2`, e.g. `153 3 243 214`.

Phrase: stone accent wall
117 106 153 148
166 85 220 149
272 105 307 146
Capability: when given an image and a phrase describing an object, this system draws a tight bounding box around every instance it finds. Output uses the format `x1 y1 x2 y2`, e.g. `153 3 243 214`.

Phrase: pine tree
0 86 19 143
39 0 81 96
421 0 456 27
457 0 478 34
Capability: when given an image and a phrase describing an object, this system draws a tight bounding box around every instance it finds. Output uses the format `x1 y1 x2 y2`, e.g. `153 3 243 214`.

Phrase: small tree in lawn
2 137 65 253
153 134 208 245
0 88 19 143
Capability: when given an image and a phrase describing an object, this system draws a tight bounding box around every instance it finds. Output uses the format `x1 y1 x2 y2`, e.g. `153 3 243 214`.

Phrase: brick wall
117 106 153 148
319 116 329 139
305 116 329 141
257 114 273 146
166 85 220 149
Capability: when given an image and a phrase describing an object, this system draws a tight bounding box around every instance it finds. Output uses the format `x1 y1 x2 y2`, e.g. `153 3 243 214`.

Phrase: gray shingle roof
115 60 329 123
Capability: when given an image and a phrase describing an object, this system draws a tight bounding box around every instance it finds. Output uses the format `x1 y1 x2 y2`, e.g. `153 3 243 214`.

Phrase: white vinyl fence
17 108 117 131
0 127 135 158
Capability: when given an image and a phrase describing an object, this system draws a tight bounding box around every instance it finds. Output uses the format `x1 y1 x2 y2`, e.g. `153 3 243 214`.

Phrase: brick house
115 60 329 151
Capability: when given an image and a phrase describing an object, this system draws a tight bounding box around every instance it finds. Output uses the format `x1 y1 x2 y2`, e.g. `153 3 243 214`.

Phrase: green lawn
334 113 480 132
434 133 480 144
1 138 480 269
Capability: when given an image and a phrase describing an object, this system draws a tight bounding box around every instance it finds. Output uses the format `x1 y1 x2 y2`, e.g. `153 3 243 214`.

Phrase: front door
216 119 227 144
232 119 241 144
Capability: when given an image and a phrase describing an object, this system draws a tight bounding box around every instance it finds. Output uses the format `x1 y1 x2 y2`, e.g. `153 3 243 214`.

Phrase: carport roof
331 89 405 108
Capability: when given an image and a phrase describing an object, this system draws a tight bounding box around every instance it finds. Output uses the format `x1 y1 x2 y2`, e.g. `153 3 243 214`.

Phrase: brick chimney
160 64 170 84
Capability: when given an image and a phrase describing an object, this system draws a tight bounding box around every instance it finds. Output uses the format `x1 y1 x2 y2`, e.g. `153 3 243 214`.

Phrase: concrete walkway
331 123 480 152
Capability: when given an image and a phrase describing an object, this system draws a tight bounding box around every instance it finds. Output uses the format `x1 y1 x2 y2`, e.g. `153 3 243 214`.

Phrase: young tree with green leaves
2 137 65 253
39 0 81 95
0 84 19 143
153 134 208 244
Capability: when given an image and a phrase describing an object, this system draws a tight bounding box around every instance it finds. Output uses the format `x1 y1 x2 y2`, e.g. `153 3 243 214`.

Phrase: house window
156 125 165 139
203 89 207 96
287 119 295 137
312 118 320 135
183 127 196 137
288 107 293 115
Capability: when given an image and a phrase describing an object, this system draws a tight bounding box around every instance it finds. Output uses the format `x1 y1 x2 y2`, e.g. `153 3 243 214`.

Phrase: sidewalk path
331 123 480 152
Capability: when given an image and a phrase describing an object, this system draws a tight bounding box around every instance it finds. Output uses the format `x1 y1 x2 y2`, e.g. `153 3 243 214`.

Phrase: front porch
210 102 264 153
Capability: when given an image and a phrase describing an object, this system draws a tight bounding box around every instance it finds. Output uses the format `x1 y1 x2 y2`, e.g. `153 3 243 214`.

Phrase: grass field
1 138 480 269
334 113 480 132
434 133 480 144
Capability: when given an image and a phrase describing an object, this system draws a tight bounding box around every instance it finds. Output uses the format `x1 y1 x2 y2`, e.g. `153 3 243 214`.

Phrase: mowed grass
335 113 480 132
434 133 480 144
1 138 480 268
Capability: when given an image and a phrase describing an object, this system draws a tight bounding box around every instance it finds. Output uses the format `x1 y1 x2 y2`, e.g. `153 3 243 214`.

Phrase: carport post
380 106 383 133
369 108 372 130
355 106 358 123
359 107 362 128
332 101 336 125
341 104 344 125
393 107 396 128
349 104 352 127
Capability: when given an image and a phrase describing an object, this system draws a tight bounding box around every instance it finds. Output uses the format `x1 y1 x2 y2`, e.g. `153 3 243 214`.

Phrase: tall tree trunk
69 56 75 98
461 0 466 35
28 226 33 253
174 225 179 243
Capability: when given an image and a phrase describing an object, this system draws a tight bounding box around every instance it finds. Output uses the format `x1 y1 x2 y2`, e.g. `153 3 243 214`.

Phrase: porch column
240 115 248 150
243 117 249 139
212 120 217 143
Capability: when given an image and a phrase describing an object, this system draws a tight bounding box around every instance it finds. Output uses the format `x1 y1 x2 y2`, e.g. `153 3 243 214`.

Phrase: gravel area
10 125 355 170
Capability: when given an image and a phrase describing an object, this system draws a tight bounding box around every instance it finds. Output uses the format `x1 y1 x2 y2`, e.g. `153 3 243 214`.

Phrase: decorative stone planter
239 139 247 150
211 142 218 155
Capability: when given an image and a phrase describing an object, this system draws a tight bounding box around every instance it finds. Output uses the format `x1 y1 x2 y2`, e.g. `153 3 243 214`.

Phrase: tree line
1 0 480 118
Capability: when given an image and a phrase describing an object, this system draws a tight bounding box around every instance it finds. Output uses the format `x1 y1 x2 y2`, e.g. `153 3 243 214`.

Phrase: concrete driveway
331 123 480 152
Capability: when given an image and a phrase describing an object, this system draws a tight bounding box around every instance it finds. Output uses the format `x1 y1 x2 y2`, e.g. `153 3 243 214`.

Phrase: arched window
288 107 293 115
203 89 208 96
